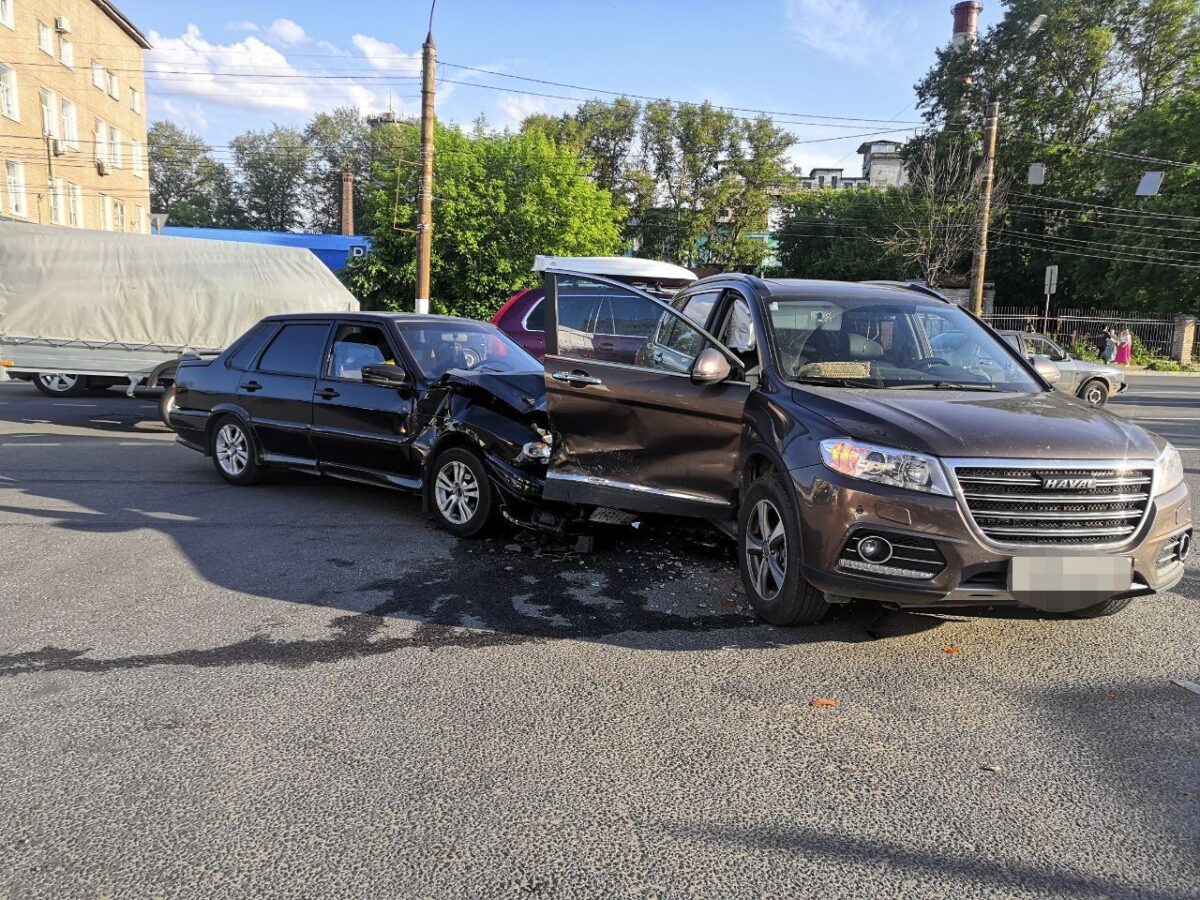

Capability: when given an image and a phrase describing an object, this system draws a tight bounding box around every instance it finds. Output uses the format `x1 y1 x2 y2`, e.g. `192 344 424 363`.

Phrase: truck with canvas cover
0 222 359 421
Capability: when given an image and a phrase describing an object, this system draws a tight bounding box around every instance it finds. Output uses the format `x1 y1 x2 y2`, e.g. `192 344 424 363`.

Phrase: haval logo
1042 476 1097 490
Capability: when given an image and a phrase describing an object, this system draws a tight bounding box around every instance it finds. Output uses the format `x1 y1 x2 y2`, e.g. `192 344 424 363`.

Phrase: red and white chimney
951 1 982 49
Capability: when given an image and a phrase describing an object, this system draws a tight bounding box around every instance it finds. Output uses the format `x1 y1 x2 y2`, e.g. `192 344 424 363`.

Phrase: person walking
1101 326 1117 364
1115 326 1133 365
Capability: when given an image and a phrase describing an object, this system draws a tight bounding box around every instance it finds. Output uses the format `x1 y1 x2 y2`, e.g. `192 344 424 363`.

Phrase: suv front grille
953 465 1153 545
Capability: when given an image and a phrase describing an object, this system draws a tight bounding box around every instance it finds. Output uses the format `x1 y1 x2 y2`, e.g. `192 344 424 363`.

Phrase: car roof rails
860 280 953 303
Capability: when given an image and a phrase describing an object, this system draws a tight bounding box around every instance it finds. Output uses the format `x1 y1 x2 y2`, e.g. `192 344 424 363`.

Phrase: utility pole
969 100 999 317
414 26 437 315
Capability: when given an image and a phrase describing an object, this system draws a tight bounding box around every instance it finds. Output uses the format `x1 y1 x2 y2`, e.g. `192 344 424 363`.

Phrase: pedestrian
1101 325 1117 364
1116 326 1133 365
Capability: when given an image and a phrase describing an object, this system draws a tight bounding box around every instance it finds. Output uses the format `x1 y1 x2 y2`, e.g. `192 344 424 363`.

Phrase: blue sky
119 0 1003 172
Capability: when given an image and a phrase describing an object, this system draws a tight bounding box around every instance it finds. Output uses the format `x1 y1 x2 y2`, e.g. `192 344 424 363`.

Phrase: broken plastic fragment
810 698 838 709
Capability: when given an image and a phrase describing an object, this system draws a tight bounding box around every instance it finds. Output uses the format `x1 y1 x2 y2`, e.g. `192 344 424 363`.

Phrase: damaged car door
541 272 750 518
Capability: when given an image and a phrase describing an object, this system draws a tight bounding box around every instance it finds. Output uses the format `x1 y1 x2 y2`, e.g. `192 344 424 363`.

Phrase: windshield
767 297 1041 391
395 321 541 381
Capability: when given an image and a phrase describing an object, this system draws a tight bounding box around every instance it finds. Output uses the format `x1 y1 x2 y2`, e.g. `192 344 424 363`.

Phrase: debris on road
941 645 961 655
810 698 838 709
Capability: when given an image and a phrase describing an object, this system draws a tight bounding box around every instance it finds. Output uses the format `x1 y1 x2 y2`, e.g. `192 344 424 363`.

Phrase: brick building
0 0 150 231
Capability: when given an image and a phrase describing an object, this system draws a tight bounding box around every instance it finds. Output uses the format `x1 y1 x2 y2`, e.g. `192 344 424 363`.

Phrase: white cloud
147 25 311 112
783 0 898 66
495 93 572 128
267 18 309 46
226 20 259 33
350 34 421 75
155 97 209 132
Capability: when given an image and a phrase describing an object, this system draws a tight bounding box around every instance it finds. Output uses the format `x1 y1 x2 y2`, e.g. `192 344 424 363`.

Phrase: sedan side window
327 324 395 382
555 275 718 374
226 323 275 370
256 323 331 377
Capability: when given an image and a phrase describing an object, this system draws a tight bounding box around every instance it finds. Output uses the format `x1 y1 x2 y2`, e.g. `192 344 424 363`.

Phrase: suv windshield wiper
792 376 884 389
888 381 1002 392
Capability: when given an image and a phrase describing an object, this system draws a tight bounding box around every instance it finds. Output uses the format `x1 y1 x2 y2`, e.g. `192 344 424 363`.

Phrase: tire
33 373 87 397
737 475 830 626
427 447 496 538
1068 596 1133 619
1079 379 1109 407
159 384 177 427
209 415 260 486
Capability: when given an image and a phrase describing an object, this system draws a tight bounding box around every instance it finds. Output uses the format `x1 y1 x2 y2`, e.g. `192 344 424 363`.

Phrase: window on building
136 204 147 233
60 98 78 148
110 127 123 168
39 88 57 137
129 87 141 114
94 120 108 166
131 139 143 177
6 161 27 217
59 37 74 68
50 177 65 224
38 21 54 56
99 194 112 230
92 60 105 90
113 199 125 231
67 182 82 227
0 63 18 121
0 0 13 30
107 71 119 100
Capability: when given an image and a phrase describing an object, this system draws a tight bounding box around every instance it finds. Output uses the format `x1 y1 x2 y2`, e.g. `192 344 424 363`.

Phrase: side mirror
1029 354 1062 385
692 347 732 385
361 363 413 390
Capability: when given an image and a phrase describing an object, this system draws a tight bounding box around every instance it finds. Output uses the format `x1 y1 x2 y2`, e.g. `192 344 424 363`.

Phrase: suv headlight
820 438 952 496
1154 444 1184 496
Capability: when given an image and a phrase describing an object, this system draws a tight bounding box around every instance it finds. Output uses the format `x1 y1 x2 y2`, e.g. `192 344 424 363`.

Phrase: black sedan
171 312 550 536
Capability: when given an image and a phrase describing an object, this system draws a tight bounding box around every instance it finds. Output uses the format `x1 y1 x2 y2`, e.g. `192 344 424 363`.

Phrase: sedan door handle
315 388 340 400
551 370 603 387
240 381 262 392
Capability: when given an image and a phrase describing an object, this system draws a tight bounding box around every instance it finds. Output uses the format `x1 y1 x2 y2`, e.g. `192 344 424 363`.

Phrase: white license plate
1009 556 1133 593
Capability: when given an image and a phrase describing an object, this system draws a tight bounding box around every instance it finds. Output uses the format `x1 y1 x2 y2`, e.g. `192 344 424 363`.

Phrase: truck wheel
209 416 260 486
159 384 177 427
428 447 496 538
1068 596 1132 618
34 373 87 397
738 475 830 626
1079 379 1109 407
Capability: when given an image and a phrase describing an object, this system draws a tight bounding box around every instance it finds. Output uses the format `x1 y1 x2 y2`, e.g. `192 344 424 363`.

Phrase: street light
1027 14 1047 36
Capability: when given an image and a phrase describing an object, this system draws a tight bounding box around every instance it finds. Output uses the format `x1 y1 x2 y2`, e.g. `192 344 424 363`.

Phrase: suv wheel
738 475 830 626
34 373 87 397
1068 596 1132 618
1079 379 1109 407
210 416 260 486
428 447 496 537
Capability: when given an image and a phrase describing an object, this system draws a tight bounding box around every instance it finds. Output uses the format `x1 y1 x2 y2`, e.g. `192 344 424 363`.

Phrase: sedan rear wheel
210 416 260 486
34 373 87 397
737 475 830 626
428 447 495 537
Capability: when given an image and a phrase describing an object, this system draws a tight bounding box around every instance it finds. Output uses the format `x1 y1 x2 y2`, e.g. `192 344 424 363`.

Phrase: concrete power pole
414 28 437 315
969 100 999 317
340 172 354 236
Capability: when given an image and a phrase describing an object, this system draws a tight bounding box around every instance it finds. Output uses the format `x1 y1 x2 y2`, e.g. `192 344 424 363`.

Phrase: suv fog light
857 536 893 563
1179 531 1192 562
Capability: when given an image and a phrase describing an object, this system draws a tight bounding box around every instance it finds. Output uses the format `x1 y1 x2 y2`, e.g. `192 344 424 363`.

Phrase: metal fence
984 307 1176 357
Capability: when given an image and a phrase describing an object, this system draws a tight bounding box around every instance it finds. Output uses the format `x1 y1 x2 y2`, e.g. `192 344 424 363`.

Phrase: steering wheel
910 357 952 372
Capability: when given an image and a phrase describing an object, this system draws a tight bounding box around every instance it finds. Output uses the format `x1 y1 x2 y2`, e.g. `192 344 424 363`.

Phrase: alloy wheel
745 499 787 601
215 423 249 476
39 373 78 393
434 460 480 526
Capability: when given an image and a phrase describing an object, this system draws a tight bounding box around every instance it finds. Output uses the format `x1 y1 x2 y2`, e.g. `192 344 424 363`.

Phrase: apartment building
0 0 150 232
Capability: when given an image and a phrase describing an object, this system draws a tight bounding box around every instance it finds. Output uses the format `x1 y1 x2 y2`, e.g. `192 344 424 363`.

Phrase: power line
1000 227 1200 258
1010 190 1200 223
996 237 1200 270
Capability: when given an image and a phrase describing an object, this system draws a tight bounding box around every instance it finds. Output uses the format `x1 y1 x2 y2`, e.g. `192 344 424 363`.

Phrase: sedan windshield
766 297 1041 392
395 321 541 381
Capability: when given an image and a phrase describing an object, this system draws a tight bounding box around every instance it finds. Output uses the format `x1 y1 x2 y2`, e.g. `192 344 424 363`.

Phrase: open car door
540 269 750 519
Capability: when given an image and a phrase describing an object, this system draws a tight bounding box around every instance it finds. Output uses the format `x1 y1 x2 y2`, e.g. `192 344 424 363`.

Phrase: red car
492 256 696 360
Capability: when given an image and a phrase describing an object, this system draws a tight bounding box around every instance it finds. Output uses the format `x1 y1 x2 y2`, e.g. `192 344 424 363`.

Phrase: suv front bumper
790 465 1191 613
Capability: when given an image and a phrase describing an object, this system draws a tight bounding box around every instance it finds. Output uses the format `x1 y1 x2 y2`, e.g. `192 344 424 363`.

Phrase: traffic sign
1044 264 1058 295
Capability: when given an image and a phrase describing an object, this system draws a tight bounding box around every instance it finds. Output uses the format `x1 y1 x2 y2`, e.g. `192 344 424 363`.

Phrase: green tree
230 125 313 231
771 189 908 281
343 122 623 319
305 107 373 234
147 121 242 227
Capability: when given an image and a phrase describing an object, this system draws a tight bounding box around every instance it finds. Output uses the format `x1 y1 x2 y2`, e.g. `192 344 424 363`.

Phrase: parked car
473 266 1190 625
995 330 1127 406
491 256 696 359
170 313 550 536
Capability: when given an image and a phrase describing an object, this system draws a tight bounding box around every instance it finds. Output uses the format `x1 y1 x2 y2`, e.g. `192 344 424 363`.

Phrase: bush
1145 359 1190 372
1069 340 1101 362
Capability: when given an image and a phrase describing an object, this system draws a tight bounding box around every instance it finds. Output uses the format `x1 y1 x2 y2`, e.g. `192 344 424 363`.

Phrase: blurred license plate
1009 556 1132 592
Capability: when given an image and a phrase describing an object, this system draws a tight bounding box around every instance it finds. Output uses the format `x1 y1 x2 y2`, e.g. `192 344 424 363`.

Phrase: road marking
53 403 98 407
0 442 61 447
1172 679 1200 696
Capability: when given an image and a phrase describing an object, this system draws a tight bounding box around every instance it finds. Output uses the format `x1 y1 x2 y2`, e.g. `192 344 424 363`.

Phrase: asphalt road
0 374 1196 900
